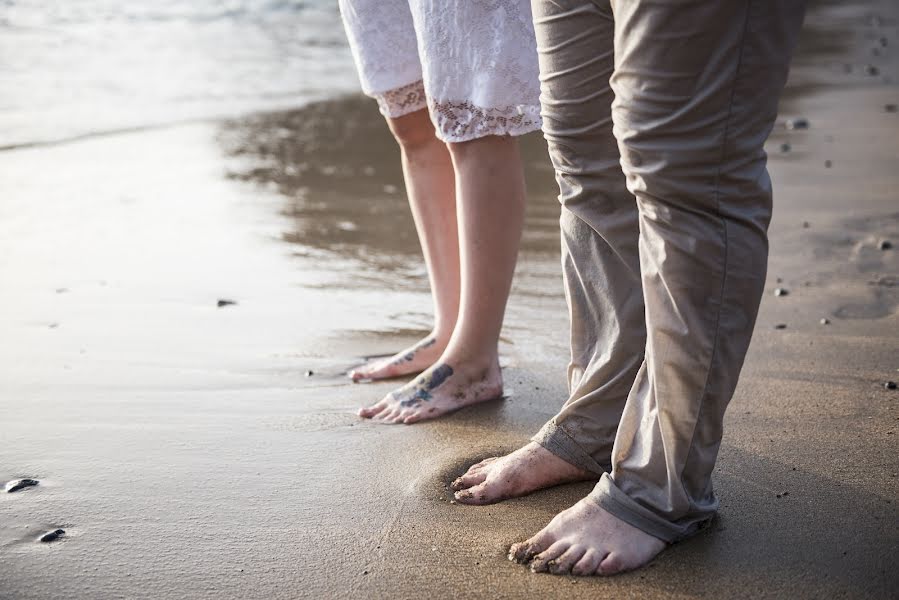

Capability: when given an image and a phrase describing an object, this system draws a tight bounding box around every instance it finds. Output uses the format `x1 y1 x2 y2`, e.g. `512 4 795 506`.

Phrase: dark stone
820 318 830 325
803 221 811 228
39 529 65 543
774 287 789 297
824 160 832 168
785 118 809 130
880 240 893 250
775 324 787 330
216 299 237 308
886 104 898 113
865 65 880 76
305 370 314 377
6 478 39 493
886 381 898 390
779 143 791 153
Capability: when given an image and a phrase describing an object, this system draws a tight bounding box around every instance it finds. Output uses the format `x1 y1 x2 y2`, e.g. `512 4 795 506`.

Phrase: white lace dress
338 0 542 142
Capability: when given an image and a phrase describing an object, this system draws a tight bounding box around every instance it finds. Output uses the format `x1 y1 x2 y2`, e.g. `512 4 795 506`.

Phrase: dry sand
1 1 898 598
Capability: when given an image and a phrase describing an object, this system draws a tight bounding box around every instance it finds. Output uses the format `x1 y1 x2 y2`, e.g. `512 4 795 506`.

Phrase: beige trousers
531 0 807 542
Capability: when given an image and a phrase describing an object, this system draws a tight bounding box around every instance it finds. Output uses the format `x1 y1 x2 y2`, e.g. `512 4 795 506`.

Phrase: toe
509 531 553 564
358 399 389 418
373 407 400 422
452 481 496 505
396 409 417 424
571 548 603 577
402 411 424 424
451 469 488 491
382 408 405 423
597 552 626 576
529 541 569 573
548 545 587 575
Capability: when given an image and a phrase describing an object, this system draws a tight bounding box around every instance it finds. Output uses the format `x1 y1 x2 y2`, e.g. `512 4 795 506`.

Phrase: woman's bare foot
357 357 502 424
349 335 446 381
452 442 596 504
508 496 666 576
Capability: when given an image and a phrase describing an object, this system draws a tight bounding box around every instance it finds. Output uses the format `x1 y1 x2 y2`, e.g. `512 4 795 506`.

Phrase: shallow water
0 0 357 148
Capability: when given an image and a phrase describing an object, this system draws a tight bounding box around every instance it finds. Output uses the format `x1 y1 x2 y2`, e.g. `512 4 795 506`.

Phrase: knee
446 135 516 163
386 109 438 152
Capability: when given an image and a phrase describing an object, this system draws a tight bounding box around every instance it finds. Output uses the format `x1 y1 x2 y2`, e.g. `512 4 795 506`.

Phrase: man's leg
511 0 807 575
454 0 645 504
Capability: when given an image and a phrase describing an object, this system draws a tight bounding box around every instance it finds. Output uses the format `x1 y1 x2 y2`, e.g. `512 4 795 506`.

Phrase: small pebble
865 65 880 76
55 288 68 294
362 570 369 576
779 143 791 153
880 37 888 47
305 370 314 377
774 287 789 297
886 381 898 390
824 160 832 168
216 299 237 308
886 104 897 113
803 221 811 228
5 478 39 493
776 491 790 499
820 318 830 325
774 324 787 330
880 240 893 250
785 117 809 130
39 529 65 543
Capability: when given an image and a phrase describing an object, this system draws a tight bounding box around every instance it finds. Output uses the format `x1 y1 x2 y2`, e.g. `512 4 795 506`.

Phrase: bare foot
357 358 502 424
452 442 596 504
509 496 666 576
349 335 445 381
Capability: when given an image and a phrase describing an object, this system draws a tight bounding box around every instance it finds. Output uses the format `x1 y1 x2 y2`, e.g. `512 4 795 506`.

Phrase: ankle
439 346 500 376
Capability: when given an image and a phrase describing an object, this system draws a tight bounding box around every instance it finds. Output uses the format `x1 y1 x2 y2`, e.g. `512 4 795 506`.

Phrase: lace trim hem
430 99 542 142
371 80 428 119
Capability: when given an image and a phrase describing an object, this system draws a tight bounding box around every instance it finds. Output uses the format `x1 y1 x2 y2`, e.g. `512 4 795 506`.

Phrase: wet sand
1 1 898 598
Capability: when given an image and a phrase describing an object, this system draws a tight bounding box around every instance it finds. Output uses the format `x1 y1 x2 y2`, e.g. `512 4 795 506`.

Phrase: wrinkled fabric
531 0 806 542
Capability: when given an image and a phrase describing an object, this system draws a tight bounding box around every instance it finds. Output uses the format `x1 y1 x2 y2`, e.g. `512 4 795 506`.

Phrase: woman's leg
349 108 460 381
359 134 526 423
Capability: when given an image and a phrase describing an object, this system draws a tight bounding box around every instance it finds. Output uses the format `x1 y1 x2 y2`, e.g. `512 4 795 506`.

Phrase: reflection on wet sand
219 95 562 291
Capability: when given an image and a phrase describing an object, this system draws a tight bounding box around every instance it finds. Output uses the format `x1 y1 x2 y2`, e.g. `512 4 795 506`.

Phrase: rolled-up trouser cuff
532 419 607 475
589 473 711 544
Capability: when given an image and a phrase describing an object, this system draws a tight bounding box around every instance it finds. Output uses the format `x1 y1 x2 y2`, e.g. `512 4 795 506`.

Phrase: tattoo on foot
400 363 454 408
399 337 437 364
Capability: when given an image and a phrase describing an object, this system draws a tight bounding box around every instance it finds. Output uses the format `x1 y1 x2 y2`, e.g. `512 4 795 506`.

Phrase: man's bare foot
357 357 502 424
508 496 666 576
349 335 445 381
452 442 596 504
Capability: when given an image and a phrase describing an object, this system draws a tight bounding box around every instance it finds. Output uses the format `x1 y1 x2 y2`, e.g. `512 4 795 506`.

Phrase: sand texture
1 1 897 598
